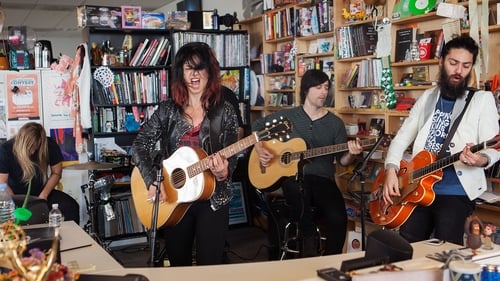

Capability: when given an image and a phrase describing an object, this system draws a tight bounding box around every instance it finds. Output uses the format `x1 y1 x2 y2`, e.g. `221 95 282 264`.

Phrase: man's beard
438 68 471 100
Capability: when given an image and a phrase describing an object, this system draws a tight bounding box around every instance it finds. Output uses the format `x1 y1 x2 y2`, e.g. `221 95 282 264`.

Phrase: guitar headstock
257 117 291 142
486 134 500 151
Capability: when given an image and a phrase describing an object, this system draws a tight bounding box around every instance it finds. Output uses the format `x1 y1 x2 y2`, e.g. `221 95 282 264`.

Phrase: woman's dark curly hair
170 42 221 110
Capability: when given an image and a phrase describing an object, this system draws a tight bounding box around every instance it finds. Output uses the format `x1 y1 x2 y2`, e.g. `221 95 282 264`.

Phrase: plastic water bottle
0 183 15 223
48 203 63 228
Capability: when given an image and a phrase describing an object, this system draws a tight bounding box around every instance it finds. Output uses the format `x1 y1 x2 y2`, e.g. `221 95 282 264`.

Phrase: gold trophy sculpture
0 221 59 281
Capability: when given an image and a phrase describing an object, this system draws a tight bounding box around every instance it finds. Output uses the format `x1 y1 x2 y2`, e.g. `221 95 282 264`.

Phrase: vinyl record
408 0 435 15
250 70 258 106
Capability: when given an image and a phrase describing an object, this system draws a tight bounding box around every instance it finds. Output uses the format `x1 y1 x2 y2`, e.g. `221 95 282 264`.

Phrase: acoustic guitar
369 135 500 229
248 137 378 190
131 118 291 228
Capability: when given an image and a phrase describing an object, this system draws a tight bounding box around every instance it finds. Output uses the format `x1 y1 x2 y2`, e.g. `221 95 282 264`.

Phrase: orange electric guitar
369 135 500 229
248 137 378 191
131 118 291 228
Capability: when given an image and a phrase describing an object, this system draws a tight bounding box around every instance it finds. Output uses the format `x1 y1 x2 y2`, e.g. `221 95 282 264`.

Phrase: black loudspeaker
177 0 202 11
365 229 413 263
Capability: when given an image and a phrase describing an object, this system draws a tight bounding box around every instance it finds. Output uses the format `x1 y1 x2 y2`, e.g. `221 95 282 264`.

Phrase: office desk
59 221 124 273
93 242 466 281
34 222 498 281
24 221 124 273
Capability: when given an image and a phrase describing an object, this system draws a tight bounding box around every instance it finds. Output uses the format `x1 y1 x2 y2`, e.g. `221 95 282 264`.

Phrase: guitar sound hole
171 168 186 189
281 152 291 164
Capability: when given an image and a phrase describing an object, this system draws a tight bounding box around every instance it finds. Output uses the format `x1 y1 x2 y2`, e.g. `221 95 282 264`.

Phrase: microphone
348 135 385 183
99 189 116 221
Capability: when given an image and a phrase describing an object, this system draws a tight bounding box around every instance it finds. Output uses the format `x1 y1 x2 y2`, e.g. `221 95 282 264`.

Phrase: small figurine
464 215 483 255
483 223 496 250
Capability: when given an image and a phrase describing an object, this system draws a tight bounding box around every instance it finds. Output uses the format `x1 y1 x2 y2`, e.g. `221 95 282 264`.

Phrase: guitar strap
436 88 476 159
207 101 224 153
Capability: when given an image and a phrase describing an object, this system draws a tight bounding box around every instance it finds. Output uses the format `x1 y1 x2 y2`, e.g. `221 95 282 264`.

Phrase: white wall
50 0 249 58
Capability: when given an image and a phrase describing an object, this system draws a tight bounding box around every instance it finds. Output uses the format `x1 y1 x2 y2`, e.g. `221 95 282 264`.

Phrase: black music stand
348 136 384 250
81 169 108 250
149 156 164 267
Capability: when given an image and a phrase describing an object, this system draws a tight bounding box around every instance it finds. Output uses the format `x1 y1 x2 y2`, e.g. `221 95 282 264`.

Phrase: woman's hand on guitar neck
383 167 401 204
147 182 167 203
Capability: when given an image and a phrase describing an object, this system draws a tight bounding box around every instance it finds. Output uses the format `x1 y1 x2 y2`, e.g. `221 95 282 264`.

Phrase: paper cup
449 260 481 281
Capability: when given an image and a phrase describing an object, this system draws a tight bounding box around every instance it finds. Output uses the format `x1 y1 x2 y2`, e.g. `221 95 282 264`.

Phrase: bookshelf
83 26 171 241
242 1 336 120
241 0 500 240
84 26 251 240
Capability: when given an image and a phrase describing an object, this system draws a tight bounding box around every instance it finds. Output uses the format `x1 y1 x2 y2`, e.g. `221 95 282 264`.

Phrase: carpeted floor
110 225 270 267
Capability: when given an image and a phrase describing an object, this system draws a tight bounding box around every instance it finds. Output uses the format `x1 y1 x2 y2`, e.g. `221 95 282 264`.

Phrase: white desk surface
25 221 124 273
24 222 500 281
93 242 470 281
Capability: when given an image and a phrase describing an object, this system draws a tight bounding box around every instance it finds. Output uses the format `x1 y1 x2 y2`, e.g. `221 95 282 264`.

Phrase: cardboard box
142 12 165 29
77 5 122 28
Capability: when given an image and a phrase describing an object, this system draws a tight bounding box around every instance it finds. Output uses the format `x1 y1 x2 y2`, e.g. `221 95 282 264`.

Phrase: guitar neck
290 138 377 161
413 141 487 179
187 133 258 177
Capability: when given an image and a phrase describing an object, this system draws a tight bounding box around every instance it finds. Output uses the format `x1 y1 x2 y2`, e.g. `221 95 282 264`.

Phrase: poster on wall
50 127 79 161
221 69 240 98
6 72 41 121
41 70 73 129
6 119 42 138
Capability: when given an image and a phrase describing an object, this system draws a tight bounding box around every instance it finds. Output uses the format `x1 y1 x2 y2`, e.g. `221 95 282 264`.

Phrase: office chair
12 194 49 225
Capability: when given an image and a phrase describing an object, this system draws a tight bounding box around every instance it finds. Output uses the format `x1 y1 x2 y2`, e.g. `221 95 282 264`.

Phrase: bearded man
382 35 500 245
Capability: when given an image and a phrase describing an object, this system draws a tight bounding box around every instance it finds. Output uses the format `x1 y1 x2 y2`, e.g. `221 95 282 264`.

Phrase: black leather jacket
132 99 239 210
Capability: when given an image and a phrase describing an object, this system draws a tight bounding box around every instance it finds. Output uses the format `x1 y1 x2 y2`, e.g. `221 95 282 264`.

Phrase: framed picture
121 6 142 29
229 181 248 225
202 11 214 30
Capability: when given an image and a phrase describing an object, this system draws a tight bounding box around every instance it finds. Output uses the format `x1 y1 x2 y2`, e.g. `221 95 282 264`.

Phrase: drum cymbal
64 161 120 170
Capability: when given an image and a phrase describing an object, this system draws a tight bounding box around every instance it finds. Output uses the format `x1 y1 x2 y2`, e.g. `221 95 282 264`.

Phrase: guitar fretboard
413 140 491 180
188 134 258 178
288 138 378 161
186 119 291 178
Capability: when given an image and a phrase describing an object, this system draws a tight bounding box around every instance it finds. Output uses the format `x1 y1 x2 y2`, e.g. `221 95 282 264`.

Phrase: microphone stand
149 155 164 267
348 136 385 250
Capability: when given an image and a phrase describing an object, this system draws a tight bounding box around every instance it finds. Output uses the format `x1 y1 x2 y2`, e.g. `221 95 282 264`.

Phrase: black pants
47 189 80 224
162 200 229 266
399 195 474 245
282 175 347 255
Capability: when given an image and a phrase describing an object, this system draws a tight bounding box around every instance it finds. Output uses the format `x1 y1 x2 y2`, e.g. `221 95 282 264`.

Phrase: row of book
129 36 171 67
335 23 377 59
341 58 383 89
98 192 146 239
171 32 249 68
92 69 168 105
263 3 334 41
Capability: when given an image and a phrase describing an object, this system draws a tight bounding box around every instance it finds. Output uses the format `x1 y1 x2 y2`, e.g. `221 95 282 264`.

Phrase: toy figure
464 215 483 254
483 223 496 250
